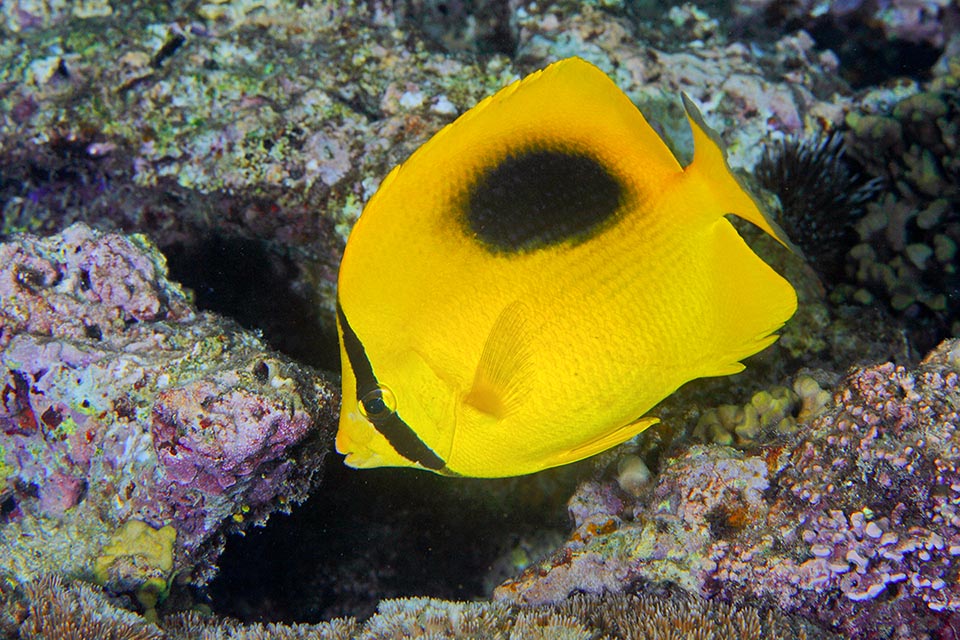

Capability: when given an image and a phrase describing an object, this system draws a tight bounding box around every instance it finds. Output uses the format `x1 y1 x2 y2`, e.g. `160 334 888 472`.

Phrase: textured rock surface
0 223 338 598
495 339 960 639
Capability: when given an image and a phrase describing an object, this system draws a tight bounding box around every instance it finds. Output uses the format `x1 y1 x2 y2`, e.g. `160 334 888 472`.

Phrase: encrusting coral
843 87 960 348
693 375 833 446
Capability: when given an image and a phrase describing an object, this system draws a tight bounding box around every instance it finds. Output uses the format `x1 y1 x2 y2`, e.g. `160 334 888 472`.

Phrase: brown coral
13 575 163 640
0 574 835 639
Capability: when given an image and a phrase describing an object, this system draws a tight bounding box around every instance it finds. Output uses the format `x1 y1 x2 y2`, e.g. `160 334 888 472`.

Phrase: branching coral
9 574 163 640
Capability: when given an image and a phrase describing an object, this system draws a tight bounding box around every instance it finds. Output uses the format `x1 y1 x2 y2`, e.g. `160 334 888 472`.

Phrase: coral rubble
0 224 338 602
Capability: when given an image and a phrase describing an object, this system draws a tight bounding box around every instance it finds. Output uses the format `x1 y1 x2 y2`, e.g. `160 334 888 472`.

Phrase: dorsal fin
681 93 800 254
463 301 531 420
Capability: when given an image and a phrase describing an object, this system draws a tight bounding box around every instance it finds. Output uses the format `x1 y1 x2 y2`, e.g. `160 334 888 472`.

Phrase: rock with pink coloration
0 223 337 593
495 339 960 639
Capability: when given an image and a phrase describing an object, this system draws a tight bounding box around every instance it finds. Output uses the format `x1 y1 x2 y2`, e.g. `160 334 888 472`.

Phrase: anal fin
547 416 660 468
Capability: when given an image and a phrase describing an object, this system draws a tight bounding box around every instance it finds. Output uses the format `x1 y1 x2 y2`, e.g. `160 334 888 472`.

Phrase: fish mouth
336 424 382 470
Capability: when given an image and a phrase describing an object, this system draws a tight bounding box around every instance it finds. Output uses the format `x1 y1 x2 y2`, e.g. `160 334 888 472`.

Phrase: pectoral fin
463 301 531 420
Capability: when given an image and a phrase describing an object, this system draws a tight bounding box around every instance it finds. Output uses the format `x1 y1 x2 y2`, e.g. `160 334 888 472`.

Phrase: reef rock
496 339 960 639
0 224 337 602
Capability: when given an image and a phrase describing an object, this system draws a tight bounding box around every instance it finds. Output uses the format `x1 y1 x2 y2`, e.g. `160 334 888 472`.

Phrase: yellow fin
463 302 531 420
696 218 797 378
681 93 799 254
547 416 660 469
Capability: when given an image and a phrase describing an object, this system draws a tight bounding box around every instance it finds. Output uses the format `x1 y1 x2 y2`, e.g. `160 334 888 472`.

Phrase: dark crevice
165 236 338 371
207 459 579 622
807 19 942 88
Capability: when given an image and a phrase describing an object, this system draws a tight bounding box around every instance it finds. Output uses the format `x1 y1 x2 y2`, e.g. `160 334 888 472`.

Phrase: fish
335 57 797 478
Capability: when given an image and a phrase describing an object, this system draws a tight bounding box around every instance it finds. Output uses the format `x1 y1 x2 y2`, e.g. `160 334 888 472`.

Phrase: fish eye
358 385 397 422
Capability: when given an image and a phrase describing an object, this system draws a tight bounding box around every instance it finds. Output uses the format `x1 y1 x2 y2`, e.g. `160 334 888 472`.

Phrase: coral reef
1 0 957 633
1 574 163 640
842 87 960 349
514 4 849 169
496 339 960 639
0 1 516 331
0 224 338 601
0 0 850 336
0 574 835 639
692 378 826 446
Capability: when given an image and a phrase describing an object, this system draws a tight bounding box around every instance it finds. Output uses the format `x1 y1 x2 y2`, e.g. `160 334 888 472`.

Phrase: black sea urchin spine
755 131 883 283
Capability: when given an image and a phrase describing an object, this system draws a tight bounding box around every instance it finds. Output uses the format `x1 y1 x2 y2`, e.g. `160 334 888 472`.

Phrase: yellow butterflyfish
335 57 797 477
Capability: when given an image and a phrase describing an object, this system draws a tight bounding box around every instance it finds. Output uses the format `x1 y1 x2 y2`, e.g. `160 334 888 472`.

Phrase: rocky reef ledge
0 223 338 616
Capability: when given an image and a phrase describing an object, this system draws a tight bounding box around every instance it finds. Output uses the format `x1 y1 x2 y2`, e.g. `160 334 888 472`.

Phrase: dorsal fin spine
680 94 798 253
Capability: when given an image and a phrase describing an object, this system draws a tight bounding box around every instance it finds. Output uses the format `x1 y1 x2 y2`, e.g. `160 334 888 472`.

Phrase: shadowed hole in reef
166 231 579 622
165 235 338 372
396 0 518 56
207 460 578 622
807 20 941 89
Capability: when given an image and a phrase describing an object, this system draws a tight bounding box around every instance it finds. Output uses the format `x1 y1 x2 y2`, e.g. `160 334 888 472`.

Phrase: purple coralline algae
0 224 337 602
496 339 960 639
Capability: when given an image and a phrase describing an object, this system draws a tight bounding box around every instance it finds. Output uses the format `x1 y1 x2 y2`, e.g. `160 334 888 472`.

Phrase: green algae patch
0 444 12 482
94 519 176 620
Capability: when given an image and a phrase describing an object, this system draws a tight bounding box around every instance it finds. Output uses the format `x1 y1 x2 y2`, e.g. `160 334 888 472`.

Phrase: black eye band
337 300 447 471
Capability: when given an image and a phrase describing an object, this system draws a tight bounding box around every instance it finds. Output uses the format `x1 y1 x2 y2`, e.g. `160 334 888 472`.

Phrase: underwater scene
0 0 958 638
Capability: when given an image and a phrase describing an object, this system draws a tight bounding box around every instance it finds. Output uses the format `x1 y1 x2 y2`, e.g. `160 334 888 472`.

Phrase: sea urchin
755 131 882 283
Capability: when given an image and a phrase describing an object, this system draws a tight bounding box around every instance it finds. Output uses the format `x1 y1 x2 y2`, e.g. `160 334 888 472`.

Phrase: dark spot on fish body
463 147 625 253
